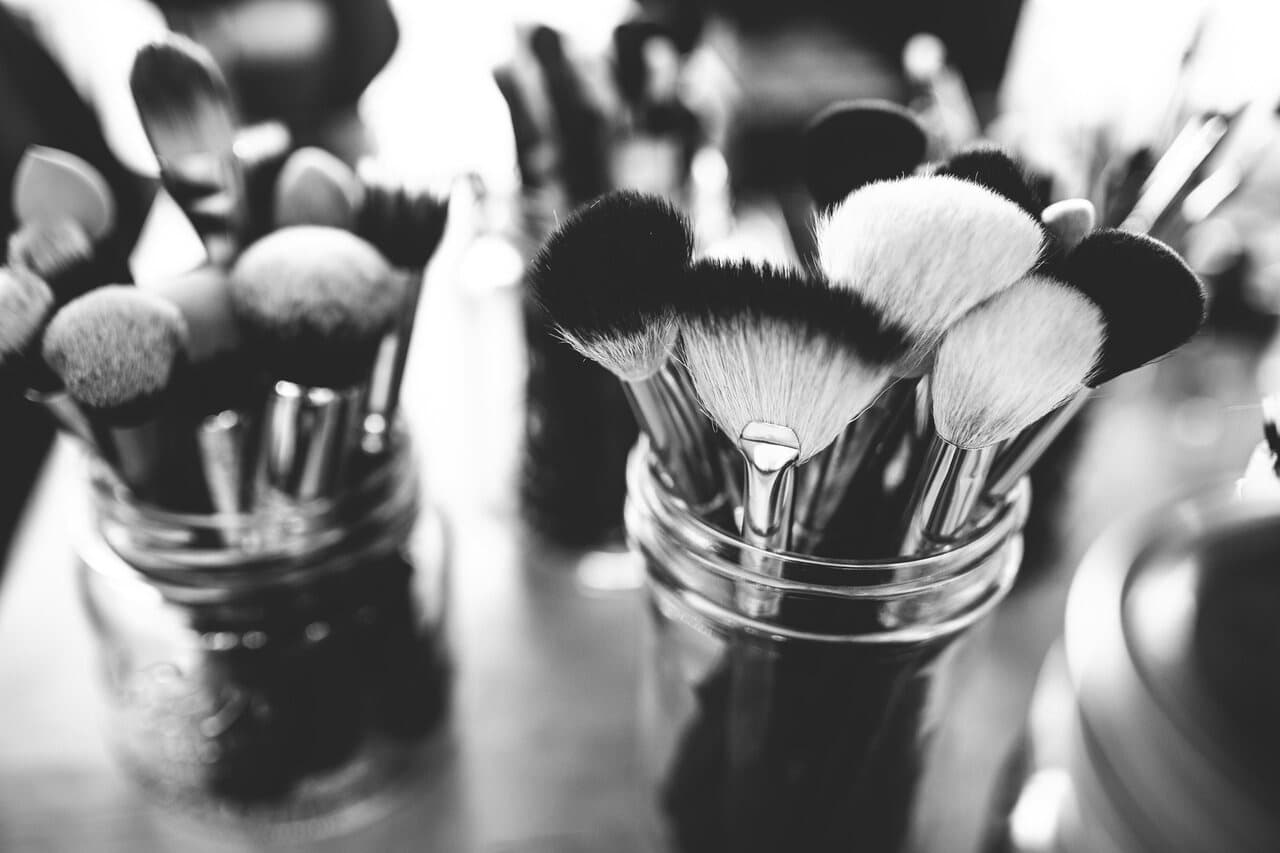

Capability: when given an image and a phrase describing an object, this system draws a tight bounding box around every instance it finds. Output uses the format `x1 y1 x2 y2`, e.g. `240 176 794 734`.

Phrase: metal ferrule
263 381 365 502
985 391 1089 501
365 268 424 454
737 422 801 556
197 409 253 515
902 437 998 555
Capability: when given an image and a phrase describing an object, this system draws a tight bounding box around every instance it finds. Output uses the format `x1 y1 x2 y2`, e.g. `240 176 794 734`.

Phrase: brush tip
802 100 928 210
42 285 188 420
932 145 1043 216
230 226 403 387
7 219 94 289
275 147 363 230
130 36 236 155
934 275 1102 448
1062 228 1206 385
529 190 692 379
0 267 54 358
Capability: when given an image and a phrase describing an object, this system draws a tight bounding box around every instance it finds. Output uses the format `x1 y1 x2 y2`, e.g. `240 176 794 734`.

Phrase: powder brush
816 174 1044 374
131 36 246 266
678 258 907 565
983 230 1207 504
42 285 206 507
528 190 726 513
230 226 403 501
802 100 928 212
902 275 1103 554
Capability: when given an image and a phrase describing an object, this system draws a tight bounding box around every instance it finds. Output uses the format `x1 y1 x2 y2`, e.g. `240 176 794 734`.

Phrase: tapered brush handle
901 438 996 555
791 382 914 552
1121 113 1230 235
984 390 1089 502
623 374 727 516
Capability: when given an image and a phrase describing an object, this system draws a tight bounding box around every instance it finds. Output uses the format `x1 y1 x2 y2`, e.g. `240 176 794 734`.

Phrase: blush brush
131 36 246 266
982 229 1207 506
230 226 403 501
901 275 1103 555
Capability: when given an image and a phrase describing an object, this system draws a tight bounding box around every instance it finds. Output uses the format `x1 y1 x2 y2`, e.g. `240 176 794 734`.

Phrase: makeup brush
274 147 364 230
902 276 1102 553
529 24 610 205
6 219 96 303
801 100 928 212
1120 112 1233 235
983 229 1207 502
11 146 115 243
230 226 403 501
42 285 206 507
902 32 980 152
0 266 58 390
679 258 908 560
356 163 450 452
817 174 1044 373
131 36 246 266
1041 198 1096 252
932 145 1044 217
529 190 729 511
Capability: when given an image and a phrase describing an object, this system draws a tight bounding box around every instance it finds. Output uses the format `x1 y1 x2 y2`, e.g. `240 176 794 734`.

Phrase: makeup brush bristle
229 226 403 387
932 145 1043 216
817 175 1043 364
933 275 1102 448
7 219 93 288
0 266 54 359
528 190 693 381
356 163 449 270
42 285 188 421
131 37 236 162
275 147 364 230
802 100 928 211
678 258 907 460
1061 228 1206 385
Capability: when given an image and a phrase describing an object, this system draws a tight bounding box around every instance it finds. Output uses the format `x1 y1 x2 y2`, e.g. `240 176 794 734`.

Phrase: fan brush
355 161 450 452
902 275 1103 554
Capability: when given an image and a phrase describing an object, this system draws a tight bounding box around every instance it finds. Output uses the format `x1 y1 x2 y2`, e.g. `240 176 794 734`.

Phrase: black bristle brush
528 191 729 515
355 161 450 452
983 229 1207 503
42 285 210 508
932 144 1044 218
802 100 928 213
901 275 1104 554
230 226 404 501
529 25 611 206
131 36 246 266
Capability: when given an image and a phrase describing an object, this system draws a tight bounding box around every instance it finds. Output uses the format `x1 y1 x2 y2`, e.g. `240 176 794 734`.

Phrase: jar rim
626 441 1029 592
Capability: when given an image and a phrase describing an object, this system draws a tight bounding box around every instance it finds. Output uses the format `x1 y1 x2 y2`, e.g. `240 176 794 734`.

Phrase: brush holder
625 442 1028 853
78 433 450 838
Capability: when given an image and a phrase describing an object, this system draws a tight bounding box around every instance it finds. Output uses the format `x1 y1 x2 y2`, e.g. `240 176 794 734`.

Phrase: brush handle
901 438 996 555
624 373 727 516
791 381 915 552
365 267 424 453
160 152 247 266
1121 114 1231 235
658 361 741 507
263 381 365 501
738 423 801 556
25 390 96 448
984 390 1089 502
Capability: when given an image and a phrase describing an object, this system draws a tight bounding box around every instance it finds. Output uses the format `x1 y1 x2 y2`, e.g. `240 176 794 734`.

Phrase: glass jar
78 435 450 837
625 444 1029 853
983 489 1280 853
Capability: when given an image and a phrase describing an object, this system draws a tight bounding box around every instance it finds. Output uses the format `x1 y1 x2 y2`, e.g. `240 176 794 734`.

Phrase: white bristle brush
902 275 1103 554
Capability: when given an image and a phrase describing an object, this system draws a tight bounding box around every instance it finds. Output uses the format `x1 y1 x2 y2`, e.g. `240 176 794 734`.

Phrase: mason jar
625 443 1029 853
78 434 450 837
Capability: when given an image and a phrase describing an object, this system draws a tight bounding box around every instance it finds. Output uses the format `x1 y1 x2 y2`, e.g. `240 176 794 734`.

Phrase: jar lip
626 441 1029 583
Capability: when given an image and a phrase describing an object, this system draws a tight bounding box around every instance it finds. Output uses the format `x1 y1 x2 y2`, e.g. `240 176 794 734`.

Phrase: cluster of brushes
530 101 1209 563
0 36 454 807
1 35 448 519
